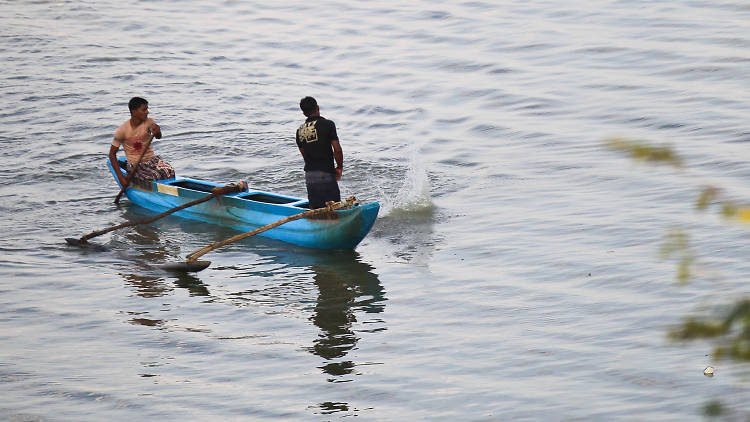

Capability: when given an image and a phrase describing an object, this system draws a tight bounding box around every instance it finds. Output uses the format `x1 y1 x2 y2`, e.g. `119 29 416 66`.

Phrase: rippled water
3 1 750 420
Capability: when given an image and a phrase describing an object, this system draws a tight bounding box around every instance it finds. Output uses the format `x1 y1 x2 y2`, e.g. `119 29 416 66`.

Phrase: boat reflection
114 216 211 297
304 250 386 379
218 239 387 380
245 246 386 417
115 205 387 394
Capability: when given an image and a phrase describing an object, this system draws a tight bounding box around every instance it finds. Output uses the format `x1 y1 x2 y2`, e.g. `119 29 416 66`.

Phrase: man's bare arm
331 139 343 181
109 143 127 186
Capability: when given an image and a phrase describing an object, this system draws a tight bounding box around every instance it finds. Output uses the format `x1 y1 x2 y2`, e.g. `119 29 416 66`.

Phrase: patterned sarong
127 155 175 185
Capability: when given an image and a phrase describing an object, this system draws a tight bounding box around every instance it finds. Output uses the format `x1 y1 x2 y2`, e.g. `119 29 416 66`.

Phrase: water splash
380 149 433 216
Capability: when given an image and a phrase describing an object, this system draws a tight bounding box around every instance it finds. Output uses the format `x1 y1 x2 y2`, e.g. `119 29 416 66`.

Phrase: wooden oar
161 196 358 272
114 133 154 204
66 183 246 249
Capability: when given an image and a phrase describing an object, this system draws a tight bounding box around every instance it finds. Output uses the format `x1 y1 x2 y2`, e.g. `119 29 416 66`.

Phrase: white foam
381 148 433 216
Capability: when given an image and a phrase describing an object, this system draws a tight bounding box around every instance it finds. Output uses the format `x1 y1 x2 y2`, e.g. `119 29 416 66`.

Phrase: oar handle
184 196 357 263
114 134 154 204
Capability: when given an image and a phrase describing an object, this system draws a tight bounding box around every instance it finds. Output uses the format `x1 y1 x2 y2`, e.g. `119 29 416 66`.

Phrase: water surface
2 0 750 420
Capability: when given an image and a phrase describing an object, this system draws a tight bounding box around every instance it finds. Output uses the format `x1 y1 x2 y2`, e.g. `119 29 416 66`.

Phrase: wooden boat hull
108 159 379 250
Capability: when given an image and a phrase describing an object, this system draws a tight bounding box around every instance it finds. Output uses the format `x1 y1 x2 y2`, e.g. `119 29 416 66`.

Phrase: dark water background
2 1 750 420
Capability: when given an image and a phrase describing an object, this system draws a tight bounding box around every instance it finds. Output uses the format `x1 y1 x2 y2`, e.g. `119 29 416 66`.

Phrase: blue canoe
108 158 379 250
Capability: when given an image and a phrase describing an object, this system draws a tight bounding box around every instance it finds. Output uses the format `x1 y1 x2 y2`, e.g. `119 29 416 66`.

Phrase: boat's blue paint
108 158 379 250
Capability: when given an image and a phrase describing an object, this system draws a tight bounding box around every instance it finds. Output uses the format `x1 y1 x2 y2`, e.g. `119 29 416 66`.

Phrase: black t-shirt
296 116 338 173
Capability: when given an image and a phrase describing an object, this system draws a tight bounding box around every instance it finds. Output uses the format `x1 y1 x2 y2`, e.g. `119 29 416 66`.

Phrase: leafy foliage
659 230 693 284
669 300 750 361
604 137 682 166
606 137 750 362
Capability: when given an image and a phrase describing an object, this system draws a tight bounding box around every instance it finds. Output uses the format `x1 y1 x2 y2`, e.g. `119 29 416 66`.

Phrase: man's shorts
305 170 340 209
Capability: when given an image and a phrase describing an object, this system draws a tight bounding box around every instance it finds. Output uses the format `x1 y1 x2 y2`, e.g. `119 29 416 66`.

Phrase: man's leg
305 171 340 208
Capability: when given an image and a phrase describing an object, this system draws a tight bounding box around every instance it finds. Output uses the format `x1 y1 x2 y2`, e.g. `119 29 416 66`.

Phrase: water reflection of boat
113 209 387 413
216 242 386 380
115 212 386 364
221 243 386 364
304 250 385 378
114 222 210 297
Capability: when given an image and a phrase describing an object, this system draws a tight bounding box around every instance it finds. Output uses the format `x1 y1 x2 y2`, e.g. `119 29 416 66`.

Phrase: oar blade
158 260 211 273
65 238 109 251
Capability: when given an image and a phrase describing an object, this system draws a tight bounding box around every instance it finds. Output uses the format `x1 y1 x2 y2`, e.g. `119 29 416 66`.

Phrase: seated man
109 96 175 187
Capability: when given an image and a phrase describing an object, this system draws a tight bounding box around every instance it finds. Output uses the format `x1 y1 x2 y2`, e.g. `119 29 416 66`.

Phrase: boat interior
117 157 312 208
169 179 309 207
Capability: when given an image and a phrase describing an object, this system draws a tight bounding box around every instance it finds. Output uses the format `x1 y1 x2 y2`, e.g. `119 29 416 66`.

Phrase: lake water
2 0 750 420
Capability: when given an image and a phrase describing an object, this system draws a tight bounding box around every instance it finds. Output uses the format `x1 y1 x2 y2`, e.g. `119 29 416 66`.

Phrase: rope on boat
184 196 359 263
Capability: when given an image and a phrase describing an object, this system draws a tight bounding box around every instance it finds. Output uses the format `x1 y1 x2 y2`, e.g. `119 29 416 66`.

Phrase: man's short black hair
299 96 317 116
128 97 148 111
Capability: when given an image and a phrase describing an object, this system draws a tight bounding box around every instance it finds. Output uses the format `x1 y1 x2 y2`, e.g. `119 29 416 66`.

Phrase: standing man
109 97 175 187
296 96 343 208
